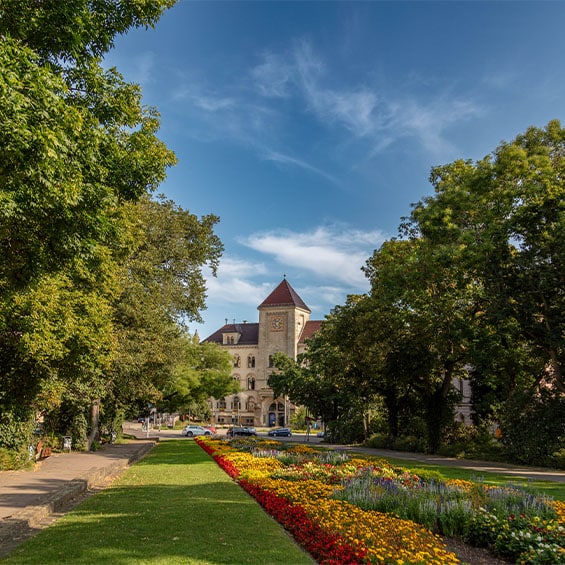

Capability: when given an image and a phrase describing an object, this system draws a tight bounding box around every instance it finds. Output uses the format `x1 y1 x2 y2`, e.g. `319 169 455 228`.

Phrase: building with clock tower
203 278 322 427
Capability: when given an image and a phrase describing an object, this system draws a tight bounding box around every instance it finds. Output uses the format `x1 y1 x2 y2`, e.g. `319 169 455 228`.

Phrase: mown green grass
2 440 313 565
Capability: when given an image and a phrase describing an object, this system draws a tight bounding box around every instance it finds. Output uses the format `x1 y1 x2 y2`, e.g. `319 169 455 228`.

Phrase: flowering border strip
239 478 368 565
197 438 368 563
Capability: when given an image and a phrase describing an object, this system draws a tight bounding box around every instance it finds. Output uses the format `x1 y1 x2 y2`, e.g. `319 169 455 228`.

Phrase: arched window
233 397 241 410
247 399 255 411
233 354 240 368
218 398 226 410
247 376 255 390
247 355 255 368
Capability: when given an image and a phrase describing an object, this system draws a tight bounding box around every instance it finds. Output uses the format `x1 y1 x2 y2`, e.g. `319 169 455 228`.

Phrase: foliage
0 411 35 464
0 0 227 456
43 401 89 450
0 0 176 67
411 120 565 396
498 386 565 466
105 196 224 419
200 436 565 564
275 120 565 458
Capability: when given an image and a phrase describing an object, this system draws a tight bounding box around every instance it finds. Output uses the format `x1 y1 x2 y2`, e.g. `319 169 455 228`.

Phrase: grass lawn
1 440 314 565
364 455 565 501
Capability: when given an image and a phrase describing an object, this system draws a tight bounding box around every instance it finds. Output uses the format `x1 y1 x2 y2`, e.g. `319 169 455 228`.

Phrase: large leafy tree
270 301 383 444
412 120 564 393
0 1 195 454
406 120 564 461
106 195 224 417
161 338 239 415
364 238 476 452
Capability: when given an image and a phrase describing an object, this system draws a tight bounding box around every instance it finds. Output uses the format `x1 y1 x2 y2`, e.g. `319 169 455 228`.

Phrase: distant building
203 277 473 429
203 278 321 427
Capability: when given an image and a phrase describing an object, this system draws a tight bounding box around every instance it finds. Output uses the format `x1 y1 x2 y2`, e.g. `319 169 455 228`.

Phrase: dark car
226 426 257 437
268 427 292 437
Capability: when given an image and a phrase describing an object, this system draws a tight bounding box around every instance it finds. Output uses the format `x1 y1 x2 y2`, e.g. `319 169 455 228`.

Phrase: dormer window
223 332 241 345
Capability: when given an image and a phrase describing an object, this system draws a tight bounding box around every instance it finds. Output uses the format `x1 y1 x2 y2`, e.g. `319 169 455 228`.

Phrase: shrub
548 448 565 471
393 434 427 452
499 388 565 466
366 433 393 449
0 446 33 470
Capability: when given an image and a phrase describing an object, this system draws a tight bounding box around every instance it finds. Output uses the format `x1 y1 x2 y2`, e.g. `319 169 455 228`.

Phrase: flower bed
196 438 565 564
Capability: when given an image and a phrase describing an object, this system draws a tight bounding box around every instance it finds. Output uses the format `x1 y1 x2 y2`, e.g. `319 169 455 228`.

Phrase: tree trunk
87 399 100 450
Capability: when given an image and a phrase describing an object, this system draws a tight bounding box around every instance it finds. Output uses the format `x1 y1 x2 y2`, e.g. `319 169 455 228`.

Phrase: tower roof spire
258 278 310 312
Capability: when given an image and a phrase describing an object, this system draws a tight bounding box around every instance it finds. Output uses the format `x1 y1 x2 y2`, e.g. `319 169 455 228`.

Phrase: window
233 397 241 410
218 398 226 410
247 376 255 390
247 355 255 368
234 354 240 368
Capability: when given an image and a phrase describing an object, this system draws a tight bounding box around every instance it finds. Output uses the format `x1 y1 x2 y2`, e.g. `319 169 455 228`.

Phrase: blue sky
105 0 565 339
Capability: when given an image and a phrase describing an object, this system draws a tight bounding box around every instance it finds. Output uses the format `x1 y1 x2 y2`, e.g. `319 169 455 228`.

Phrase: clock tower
203 278 321 428
257 278 311 368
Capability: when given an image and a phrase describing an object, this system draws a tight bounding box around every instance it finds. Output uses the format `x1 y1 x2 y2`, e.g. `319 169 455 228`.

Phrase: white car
182 425 212 437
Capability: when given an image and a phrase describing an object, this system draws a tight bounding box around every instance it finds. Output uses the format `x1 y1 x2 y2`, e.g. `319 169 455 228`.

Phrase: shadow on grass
1 441 313 565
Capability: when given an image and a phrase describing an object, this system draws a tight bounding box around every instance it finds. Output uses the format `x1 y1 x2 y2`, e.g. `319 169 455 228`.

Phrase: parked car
182 425 212 437
226 426 257 437
316 431 325 438
268 427 292 437
203 425 217 434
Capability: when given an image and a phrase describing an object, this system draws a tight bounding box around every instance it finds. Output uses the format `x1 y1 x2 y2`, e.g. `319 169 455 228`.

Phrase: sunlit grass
1 441 313 564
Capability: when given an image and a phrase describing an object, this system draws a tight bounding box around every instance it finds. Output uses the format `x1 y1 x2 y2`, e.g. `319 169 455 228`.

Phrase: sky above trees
105 0 565 338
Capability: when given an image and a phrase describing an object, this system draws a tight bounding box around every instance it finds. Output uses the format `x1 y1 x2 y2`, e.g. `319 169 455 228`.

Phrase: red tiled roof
259 279 310 312
299 320 322 343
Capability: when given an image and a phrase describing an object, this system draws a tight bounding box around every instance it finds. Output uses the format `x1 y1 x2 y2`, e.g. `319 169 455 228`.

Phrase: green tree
162 339 239 415
364 238 476 452
0 0 176 66
408 120 564 460
412 120 564 393
84 195 223 439
0 1 184 455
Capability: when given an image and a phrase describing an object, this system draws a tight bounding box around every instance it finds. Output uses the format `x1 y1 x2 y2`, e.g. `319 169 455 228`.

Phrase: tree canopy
272 121 564 461
0 0 230 458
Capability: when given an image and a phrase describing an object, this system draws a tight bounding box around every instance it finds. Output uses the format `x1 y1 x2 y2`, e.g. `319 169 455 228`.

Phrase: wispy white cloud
240 226 386 286
252 52 294 98
261 150 341 186
196 225 384 337
252 39 482 156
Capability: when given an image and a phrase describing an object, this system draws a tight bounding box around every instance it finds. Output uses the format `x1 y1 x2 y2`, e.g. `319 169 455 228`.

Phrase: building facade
203 277 473 429
203 278 321 427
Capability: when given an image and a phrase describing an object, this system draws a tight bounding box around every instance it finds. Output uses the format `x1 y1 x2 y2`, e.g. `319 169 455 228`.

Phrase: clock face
271 316 284 331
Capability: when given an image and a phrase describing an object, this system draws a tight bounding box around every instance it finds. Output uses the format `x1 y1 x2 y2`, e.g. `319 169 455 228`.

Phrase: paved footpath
0 435 156 556
1 427 564 558
330 445 565 483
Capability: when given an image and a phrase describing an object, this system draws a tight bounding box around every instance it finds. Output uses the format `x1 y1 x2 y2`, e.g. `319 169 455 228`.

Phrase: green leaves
0 1 224 450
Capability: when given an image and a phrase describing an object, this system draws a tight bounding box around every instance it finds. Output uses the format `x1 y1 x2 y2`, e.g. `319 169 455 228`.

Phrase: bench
34 440 52 460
